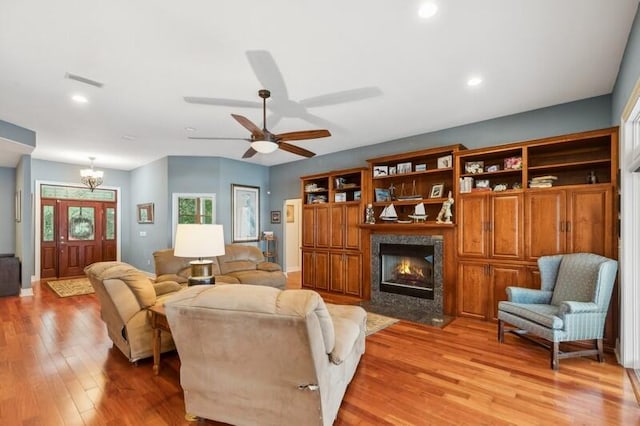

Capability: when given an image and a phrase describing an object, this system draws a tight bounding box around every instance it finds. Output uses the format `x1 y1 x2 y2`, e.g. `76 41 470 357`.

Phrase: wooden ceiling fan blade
278 142 316 158
276 129 331 141
242 147 258 158
231 114 264 138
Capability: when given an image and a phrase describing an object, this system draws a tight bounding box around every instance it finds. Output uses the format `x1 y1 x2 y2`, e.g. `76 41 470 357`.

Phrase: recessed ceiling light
71 94 89 104
418 2 438 19
467 77 483 87
184 127 197 132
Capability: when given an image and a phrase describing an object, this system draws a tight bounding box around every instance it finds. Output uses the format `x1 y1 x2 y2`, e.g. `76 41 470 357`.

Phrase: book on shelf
459 177 474 193
529 175 558 188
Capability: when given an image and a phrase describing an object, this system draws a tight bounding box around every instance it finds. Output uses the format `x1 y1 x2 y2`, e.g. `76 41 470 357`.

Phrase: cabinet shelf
373 167 453 180
460 169 522 178
372 198 445 207
528 159 610 172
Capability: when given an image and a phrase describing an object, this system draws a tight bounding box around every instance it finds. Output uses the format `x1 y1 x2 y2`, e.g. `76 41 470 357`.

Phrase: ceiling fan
189 89 331 158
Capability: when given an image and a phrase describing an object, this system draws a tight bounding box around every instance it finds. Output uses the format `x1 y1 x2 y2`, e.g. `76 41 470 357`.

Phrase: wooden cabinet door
566 186 613 257
330 205 344 249
457 261 489 319
344 253 362 296
490 193 524 260
490 264 528 321
329 252 345 293
344 204 361 250
525 190 566 260
457 195 489 258
315 205 330 248
302 250 315 288
314 251 329 290
302 207 315 248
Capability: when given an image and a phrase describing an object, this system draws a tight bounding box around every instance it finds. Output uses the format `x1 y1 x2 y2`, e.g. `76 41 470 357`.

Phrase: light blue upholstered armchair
497 253 618 370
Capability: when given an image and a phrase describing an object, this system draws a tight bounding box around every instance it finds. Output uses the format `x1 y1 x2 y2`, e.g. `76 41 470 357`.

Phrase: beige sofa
154 244 286 289
164 284 366 426
85 261 184 363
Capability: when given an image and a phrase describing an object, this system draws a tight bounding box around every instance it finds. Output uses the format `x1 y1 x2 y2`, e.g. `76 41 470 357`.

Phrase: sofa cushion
87 262 157 309
227 270 286 288
257 261 281 272
217 245 264 274
153 280 183 296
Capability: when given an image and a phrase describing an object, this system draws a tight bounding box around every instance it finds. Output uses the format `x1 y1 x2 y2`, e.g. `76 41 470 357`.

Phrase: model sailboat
379 203 398 221
408 202 428 222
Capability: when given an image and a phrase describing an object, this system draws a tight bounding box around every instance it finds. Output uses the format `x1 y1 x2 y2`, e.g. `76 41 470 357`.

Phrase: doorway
39 184 118 279
283 198 302 273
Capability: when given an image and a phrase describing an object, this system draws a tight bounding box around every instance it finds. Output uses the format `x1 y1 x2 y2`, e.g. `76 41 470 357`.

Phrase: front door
41 198 117 279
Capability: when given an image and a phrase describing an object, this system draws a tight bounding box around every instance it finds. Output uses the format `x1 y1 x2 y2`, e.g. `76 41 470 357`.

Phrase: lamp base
188 276 215 286
188 259 215 286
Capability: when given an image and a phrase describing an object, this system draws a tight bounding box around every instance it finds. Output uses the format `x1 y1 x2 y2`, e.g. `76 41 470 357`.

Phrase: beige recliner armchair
85 261 184 362
164 284 366 426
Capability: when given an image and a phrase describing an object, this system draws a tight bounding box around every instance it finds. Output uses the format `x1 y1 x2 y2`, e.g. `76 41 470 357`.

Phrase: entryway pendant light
80 157 104 191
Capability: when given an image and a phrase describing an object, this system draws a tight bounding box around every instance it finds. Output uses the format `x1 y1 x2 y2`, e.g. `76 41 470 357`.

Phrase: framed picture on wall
137 203 154 224
232 184 260 242
286 204 295 223
271 210 281 224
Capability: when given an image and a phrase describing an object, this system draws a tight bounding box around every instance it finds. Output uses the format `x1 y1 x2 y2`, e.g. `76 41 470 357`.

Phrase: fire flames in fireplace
393 258 426 286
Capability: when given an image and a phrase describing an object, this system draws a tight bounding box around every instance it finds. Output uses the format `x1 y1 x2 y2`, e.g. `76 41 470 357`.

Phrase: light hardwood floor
1 279 638 425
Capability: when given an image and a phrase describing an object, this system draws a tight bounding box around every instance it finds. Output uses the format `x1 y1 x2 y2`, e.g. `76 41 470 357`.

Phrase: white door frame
619 77 640 368
282 198 302 273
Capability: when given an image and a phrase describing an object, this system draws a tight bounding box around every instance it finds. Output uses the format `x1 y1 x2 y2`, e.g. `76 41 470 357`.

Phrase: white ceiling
0 0 638 170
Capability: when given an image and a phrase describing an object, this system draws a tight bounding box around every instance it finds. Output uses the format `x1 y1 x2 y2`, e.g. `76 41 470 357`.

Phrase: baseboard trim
627 368 640 406
20 287 34 297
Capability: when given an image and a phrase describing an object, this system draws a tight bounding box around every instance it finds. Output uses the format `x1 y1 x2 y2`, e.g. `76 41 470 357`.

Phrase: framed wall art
232 184 260 242
137 203 154 224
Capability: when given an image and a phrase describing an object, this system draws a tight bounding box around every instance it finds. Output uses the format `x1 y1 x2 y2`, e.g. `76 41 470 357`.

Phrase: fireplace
367 234 443 323
380 243 434 299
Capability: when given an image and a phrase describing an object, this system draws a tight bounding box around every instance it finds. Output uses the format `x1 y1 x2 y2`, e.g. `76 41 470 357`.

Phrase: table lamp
174 224 225 285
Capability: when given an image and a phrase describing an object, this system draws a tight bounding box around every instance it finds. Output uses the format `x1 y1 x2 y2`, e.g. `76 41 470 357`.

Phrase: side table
147 304 170 375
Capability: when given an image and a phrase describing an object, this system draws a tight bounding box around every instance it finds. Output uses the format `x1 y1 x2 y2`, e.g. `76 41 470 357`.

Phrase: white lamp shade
174 224 225 258
251 140 279 154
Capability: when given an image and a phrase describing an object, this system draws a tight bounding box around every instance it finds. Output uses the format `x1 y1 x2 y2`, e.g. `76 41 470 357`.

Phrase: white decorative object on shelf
379 204 398 221
408 202 428 222
436 191 454 224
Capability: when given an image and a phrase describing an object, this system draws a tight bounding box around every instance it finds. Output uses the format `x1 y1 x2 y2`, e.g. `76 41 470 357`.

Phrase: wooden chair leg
596 338 604 363
551 341 560 370
498 319 504 343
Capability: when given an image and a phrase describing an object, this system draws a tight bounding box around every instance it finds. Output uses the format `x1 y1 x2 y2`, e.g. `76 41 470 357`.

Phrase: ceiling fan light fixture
250 140 278 154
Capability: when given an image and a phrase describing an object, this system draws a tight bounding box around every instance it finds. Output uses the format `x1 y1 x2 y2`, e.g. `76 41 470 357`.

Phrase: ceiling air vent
64 72 104 88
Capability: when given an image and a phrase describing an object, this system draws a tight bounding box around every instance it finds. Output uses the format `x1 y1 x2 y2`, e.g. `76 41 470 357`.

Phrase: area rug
47 278 95 298
366 312 399 336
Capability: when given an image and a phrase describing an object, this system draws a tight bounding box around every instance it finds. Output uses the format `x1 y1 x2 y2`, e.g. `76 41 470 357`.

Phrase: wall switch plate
139 231 147 237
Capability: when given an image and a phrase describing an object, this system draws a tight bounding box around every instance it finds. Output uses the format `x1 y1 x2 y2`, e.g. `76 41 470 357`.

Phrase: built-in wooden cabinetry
301 168 368 297
454 127 618 346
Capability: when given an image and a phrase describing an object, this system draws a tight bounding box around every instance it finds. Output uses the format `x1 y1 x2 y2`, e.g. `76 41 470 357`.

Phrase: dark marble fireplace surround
362 234 446 326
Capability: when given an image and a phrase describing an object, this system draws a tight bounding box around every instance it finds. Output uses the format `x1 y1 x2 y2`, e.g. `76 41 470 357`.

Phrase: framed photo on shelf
465 161 484 174
429 183 444 198
354 190 361 200
485 164 500 172
397 162 412 174
334 192 347 202
437 155 453 169
389 166 397 175
415 163 427 172
373 165 388 177
375 188 392 202
232 184 260 242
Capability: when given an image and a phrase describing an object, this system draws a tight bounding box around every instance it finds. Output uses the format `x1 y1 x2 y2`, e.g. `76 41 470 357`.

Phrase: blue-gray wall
613 5 640 123
269 95 613 264
0 167 16 254
129 157 169 271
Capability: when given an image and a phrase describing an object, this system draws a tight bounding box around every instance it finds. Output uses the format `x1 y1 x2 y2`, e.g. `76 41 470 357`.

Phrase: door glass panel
41 184 116 201
105 207 115 240
68 207 95 241
43 205 54 242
